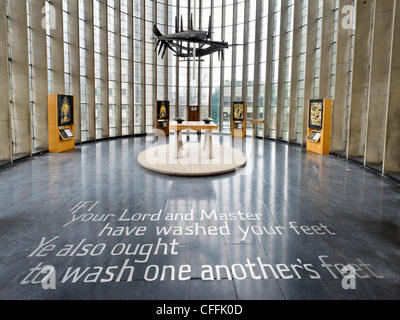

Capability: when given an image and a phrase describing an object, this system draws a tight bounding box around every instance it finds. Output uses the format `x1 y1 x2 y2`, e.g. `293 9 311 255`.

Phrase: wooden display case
306 99 333 155
231 101 247 138
48 94 75 153
156 101 170 136
188 106 200 122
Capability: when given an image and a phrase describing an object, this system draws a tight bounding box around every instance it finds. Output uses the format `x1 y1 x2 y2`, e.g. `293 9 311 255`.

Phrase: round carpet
137 142 247 177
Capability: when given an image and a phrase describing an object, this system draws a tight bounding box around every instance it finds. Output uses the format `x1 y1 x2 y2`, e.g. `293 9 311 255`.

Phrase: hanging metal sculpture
153 15 233 61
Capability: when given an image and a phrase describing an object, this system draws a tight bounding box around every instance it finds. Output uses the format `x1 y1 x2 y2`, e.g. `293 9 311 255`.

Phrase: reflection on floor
0 135 399 300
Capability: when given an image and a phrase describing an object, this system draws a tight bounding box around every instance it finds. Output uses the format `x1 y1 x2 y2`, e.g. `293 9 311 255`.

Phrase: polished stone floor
0 135 399 300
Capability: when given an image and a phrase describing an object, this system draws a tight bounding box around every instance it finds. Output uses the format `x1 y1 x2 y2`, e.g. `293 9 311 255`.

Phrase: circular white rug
137 142 247 176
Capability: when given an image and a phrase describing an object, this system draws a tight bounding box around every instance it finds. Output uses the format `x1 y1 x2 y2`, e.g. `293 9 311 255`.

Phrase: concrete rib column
186 7 190 109
127 0 134 135
174 2 179 119
208 0 214 118
319 0 336 99
252 0 263 125
186 1 190 111
276 0 288 140
218 0 225 131
164 0 169 104
30 0 49 150
8 0 32 156
288 0 302 143
153 0 157 126
302 0 318 145
263 0 275 138
242 0 249 107
140 3 146 131
364 0 395 167
50 0 65 94
115 0 122 137
0 0 12 162
347 0 374 158
197 1 202 109
69 0 81 143
85 0 96 141
100 0 109 138
230 0 237 107
331 0 354 153
383 0 400 174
